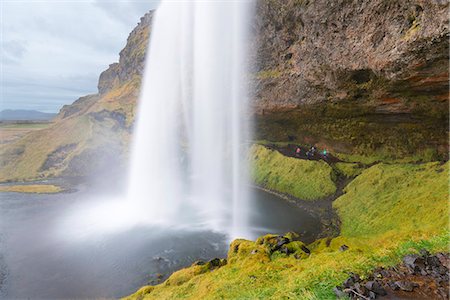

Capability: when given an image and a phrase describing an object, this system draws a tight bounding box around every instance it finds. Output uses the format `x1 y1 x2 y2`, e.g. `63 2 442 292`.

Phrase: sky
1 0 160 113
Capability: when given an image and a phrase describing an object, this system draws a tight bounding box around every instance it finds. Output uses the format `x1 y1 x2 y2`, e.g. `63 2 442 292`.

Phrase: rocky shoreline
334 250 449 299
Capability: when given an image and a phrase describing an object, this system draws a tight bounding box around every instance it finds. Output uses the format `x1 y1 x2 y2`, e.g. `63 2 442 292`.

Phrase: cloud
1 0 160 113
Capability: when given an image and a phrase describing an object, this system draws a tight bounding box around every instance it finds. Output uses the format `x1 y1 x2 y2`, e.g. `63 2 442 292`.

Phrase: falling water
127 1 253 239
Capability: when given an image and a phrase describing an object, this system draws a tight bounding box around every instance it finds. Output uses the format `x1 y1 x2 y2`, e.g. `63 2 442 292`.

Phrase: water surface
0 188 319 299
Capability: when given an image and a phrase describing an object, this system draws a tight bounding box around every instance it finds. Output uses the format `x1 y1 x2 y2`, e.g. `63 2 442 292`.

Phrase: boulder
394 280 418 292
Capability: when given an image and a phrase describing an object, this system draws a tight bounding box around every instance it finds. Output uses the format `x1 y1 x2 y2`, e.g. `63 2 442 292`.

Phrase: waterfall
126 0 253 239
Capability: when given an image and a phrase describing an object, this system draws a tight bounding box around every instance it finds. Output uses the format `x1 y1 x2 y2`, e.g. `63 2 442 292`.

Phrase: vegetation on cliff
250 144 336 200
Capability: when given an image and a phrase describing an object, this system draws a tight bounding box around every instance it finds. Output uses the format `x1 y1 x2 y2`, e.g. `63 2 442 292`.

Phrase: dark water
0 187 320 299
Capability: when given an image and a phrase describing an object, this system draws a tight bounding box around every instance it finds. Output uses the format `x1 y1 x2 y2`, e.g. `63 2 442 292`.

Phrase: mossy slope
250 144 336 200
126 159 448 299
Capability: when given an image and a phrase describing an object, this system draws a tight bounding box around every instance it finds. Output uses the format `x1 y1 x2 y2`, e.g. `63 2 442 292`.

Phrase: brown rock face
97 11 153 95
251 0 448 159
251 0 449 111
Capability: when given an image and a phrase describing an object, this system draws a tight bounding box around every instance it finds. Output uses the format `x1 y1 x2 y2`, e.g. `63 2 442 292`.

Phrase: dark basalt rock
192 260 205 266
275 236 290 251
339 244 349 252
364 281 387 296
300 245 311 254
335 250 449 299
394 280 418 292
403 254 426 273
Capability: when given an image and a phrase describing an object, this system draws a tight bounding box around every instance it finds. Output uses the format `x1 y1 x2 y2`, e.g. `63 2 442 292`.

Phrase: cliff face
252 0 449 159
251 0 448 111
0 12 153 182
57 11 153 122
97 12 152 95
0 1 448 182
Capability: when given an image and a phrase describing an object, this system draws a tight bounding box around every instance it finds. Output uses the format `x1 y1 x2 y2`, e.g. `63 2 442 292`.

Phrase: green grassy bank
126 146 449 300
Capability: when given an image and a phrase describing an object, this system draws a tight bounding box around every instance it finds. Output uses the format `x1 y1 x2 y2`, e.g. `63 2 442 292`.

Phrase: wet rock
343 274 358 288
276 236 290 247
354 282 368 296
339 244 349 252
387 281 399 291
300 245 311 254
420 249 431 257
279 246 290 255
394 280 418 292
335 252 450 299
403 254 425 273
365 281 387 296
192 260 205 266
209 258 222 267
333 287 346 298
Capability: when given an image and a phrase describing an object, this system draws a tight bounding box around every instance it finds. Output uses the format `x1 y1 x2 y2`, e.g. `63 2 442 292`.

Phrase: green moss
250 144 337 200
255 69 282 80
334 162 449 238
334 162 365 177
125 151 448 300
126 230 449 300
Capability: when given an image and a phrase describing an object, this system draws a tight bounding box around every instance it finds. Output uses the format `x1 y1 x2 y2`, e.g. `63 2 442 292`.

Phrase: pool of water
0 186 320 299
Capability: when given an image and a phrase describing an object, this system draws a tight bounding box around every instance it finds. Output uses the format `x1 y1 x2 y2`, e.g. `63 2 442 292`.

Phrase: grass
0 122 52 129
334 162 365 177
334 162 449 238
255 69 282 80
0 77 138 183
125 151 449 300
250 144 336 200
0 184 62 193
0 115 92 182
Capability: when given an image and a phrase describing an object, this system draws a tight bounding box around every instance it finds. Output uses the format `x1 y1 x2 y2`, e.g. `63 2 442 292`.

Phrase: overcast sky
1 0 160 113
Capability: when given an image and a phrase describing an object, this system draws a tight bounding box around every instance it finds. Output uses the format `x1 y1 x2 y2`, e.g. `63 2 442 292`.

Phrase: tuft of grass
255 69 282 80
0 184 62 193
250 144 336 200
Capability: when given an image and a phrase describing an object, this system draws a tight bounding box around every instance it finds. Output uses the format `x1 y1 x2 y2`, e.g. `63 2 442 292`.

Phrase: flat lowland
0 122 53 145
0 184 62 194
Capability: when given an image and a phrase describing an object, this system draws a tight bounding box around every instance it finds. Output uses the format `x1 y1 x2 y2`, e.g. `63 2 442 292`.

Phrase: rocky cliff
252 0 448 110
0 1 448 182
251 0 449 160
0 12 153 182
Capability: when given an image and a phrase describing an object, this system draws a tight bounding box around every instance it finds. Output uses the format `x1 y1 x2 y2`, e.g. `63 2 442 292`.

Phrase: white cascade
126 0 253 239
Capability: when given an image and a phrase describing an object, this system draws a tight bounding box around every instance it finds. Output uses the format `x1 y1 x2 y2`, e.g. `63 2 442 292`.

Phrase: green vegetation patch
0 184 62 194
334 162 365 177
125 157 449 300
334 162 449 238
250 144 336 200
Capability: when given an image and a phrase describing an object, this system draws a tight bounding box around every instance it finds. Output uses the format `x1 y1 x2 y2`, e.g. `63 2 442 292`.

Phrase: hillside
0 12 153 182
